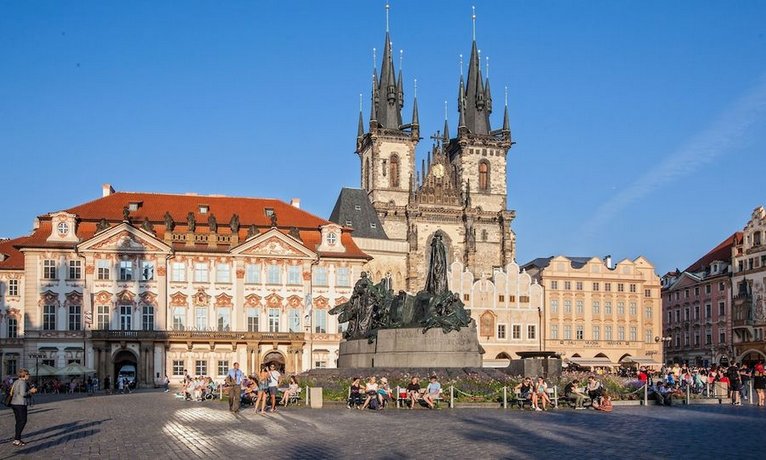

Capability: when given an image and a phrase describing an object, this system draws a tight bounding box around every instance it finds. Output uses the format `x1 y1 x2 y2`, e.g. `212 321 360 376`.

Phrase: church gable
78 223 171 254
232 229 315 259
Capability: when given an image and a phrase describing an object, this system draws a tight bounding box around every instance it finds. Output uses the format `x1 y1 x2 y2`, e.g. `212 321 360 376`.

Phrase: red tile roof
0 237 26 270
684 232 742 273
16 191 370 260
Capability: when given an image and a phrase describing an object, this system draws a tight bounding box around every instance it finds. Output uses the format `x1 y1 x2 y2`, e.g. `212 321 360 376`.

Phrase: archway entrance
262 351 285 373
113 349 138 389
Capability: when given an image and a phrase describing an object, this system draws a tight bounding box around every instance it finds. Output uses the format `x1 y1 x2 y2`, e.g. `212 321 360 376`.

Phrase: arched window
364 158 370 190
390 154 400 188
478 161 489 191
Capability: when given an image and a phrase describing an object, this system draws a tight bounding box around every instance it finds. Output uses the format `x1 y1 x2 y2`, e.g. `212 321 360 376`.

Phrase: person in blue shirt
423 375 441 409
227 362 244 413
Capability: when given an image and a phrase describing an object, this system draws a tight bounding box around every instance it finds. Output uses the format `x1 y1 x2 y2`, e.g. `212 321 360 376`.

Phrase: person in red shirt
638 367 648 383
753 361 765 406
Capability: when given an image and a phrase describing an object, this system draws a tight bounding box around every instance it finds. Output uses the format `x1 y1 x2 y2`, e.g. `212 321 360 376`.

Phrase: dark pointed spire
375 30 401 130
459 8 491 135
357 109 365 138
502 85 511 136
457 76 467 132
484 77 493 113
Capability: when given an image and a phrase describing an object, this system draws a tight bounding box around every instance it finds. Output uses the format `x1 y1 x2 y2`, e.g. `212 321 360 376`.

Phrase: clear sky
1 1 765 275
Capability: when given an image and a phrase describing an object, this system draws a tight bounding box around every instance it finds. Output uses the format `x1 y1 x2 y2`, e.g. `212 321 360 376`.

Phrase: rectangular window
605 283 612 292
605 302 612 315
8 279 18 297
646 330 654 344
194 263 208 283
512 324 521 339
142 306 154 330
141 261 154 281
563 325 572 340
684 333 690 346
576 282 583 291
314 309 327 333
267 264 281 285
69 260 82 279
215 263 231 283
564 300 572 313
605 325 613 341
675 310 680 322
43 259 57 279
630 326 637 341
592 301 600 315
644 289 651 298
119 261 133 281
313 267 328 286
576 300 584 314
550 324 558 339
336 268 350 287
171 262 186 282
245 264 261 284
694 333 700 346
195 307 208 330
217 308 231 331
629 302 637 316
247 308 260 332
564 281 571 290
218 360 229 377
719 302 725 316
694 305 700 320
667 311 672 323
684 308 690 321
268 308 280 332
617 283 624 292
97 305 110 330
592 282 600 291
719 282 725 292
172 360 185 376
195 360 207 376
705 333 712 345
497 324 506 339
550 300 559 314
68 305 81 331
43 304 56 330
289 309 301 333
7 318 17 338
705 284 711 294
618 326 625 341
173 307 185 330
592 326 600 340
685 289 689 298
550 281 558 290
629 284 637 293
120 305 132 330
645 306 652 319
287 266 301 285
719 332 726 343
705 304 712 318
575 325 583 340
527 325 535 340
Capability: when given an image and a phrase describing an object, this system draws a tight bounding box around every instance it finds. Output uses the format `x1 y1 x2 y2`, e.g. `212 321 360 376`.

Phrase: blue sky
1 1 765 275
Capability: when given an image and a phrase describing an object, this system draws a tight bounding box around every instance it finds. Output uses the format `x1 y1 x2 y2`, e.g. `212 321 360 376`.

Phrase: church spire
460 8 492 135
374 4 403 131
411 79 419 139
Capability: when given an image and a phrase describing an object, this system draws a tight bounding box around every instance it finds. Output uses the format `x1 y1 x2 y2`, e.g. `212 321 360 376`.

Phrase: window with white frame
576 282 583 291
592 301 600 315
564 281 571 290
645 306 652 319
336 267 350 287
629 284 637 293
605 301 612 315
172 360 185 376
630 326 637 341
68 304 81 331
120 305 132 330
313 267 328 286
629 302 637 316
576 300 584 314
592 282 600 291
314 309 327 333
173 307 186 330
605 325 613 340
617 302 625 315
575 325 583 340
618 283 625 292
97 305 110 329
267 264 281 285
195 360 207 376
247 308 260 332
719 301 726 316
289 309 301 332
195 307 208 330
245 264 261 284
194 263 209 283
497 324 506 339
217 308 231 331
512 324 521 339
645 330 653 344
528 325 536 340
592 325 600 340
215 263 230 283
268 308 280 332
550 324 559 339
43 259 57 279
8 279 18 297
563 325 572 340
43 304 56 330
171 262 186 282
69 260 82 279
7 318 17 338
551 300 559 314
550 280 558 290
142 305 154 330
218 360 229 376
287 265 301 285
119 261 133 281
618 326 625 341
564 300 572 313
141 261 154 281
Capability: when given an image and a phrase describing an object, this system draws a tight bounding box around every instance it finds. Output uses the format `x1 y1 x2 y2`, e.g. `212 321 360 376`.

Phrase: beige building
448 261 543 364
3 186 369 385
732 205 766 363
523 256 663 368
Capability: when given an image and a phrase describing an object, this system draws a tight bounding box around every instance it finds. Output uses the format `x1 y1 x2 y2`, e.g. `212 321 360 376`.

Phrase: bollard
503 386 507 409
396 386 400 409
553 386 558 409
219 385 223 400
706 382 710 398
686 384 690 405
643 383 648 406
450 385 454 409
750 380 755 405
305 385 310 406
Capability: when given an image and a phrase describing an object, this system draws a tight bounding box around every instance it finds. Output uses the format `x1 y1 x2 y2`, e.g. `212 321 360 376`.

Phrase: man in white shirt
267 364 281 412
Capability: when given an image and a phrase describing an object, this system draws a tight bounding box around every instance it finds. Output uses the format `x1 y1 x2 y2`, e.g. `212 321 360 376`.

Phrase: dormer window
264 208 274 217
128 202 142 212
345 220 352 227
370 223 377 229
199 205 209 214
354 205 361 211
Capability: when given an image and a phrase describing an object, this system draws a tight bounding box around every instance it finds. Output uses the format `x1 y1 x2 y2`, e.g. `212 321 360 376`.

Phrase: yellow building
522 256 663 369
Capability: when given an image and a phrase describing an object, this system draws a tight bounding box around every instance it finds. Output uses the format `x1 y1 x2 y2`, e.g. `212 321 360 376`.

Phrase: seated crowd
348 375 443 410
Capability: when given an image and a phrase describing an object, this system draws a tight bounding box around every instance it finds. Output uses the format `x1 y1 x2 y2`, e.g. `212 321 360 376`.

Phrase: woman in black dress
753 361 766 406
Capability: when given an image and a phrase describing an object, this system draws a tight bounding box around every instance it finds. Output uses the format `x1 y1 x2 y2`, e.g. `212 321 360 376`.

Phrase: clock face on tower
57 222 69 236
432 164 445 178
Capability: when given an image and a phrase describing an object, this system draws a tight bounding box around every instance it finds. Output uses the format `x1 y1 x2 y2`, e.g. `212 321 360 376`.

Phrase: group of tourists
348 375 443 410
648 361 766 406
223 362 299 415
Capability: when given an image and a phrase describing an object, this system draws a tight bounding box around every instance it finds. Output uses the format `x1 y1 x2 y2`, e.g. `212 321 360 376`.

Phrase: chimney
102 183 115 197
604 255 612 269
290 198 301 209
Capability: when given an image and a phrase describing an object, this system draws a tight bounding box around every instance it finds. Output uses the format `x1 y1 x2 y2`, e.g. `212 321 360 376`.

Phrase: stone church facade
332 13 516 294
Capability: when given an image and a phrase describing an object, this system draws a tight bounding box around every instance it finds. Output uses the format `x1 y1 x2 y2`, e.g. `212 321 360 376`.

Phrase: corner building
732 206 766 363
6 186 368 385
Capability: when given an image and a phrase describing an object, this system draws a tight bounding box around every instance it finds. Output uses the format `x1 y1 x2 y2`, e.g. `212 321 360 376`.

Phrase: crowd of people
347 375 444 410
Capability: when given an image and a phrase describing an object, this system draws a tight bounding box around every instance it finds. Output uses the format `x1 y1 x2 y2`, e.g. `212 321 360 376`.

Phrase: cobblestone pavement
0 390 764 459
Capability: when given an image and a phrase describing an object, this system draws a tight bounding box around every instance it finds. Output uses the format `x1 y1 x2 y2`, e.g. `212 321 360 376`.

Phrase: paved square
1 390 764 459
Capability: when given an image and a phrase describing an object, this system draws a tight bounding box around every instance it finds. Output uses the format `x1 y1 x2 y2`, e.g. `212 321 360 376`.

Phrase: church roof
329 188 388 240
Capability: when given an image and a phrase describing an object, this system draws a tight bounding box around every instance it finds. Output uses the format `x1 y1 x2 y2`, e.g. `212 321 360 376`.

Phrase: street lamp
655 336 672 365
27 352 46 383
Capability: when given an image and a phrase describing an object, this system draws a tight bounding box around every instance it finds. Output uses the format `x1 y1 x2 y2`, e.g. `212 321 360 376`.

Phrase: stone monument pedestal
338 322 483 368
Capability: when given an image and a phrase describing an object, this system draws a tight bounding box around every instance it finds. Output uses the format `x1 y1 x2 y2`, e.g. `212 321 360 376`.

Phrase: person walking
267 364 281 412
227 362 244 413
163 374 170 393
9 368 38 447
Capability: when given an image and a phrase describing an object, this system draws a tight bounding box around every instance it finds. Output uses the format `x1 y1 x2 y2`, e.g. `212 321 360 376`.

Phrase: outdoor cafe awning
568 357 614 368
620 357 662 368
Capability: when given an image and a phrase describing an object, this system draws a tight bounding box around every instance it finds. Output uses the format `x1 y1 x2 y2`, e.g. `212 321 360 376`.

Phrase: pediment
215 293 233 308
139 291 158 307
286 295 303 308
170 292 188 307
232 228 315 259
265 293 284 308
78 223 171 254
244 294 261 307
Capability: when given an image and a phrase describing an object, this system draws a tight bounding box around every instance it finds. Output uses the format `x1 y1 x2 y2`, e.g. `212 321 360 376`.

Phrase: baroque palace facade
0 186 369 384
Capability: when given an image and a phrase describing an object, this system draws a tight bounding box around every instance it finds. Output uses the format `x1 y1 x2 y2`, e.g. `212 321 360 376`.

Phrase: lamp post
537 307 543 351
655 336 672 365
28 352 46 384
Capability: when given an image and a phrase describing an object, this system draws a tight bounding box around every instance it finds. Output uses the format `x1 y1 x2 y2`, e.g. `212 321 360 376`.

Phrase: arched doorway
496 352 512 360
262 351 285 373
113 349 138 389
